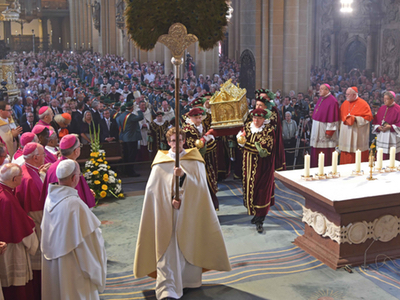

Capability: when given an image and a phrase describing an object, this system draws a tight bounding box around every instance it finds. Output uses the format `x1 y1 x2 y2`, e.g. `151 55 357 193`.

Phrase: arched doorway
344 39 366 72
239 49 256 100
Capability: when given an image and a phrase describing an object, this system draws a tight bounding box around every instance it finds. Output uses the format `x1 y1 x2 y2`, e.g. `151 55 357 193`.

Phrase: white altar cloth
276 160 400 202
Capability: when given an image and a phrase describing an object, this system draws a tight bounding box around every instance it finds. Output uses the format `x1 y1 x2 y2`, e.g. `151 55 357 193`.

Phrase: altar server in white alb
134 128 231 300
41 159 107 300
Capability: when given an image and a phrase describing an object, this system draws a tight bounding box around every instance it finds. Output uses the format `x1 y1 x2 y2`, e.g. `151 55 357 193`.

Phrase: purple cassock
44 148 57 164
373 103 400 160
40 156 96 208
15 163 44 213
37 119 51 129
310 94 340 167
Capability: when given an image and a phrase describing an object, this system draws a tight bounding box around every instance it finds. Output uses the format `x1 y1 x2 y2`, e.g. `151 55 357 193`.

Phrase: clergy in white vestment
0 102 22 157
134 128 231 300
41 159 107 300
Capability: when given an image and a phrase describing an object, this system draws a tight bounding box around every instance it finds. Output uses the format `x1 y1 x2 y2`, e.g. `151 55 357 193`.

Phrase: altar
275 161 400 269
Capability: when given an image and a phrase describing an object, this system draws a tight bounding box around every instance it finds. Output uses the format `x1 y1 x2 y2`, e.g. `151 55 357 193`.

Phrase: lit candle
74 42 76 49
89 42 91 48
389 146 396 168
59 37 61 44
332 151 338 174
318 152 324 175
7 38 9 44
67 42 69 48
376 148 383 169
355 149 361 172
304 154 310 177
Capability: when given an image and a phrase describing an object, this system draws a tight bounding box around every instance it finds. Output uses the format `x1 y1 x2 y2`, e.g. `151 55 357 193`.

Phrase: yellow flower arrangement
84 131 123 203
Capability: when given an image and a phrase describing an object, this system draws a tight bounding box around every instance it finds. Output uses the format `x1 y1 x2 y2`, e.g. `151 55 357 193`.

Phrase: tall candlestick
304 154 310 177
355 149 361 172
318 152 324 175
389 147 396 168
376 148 383 169
332 151 338 174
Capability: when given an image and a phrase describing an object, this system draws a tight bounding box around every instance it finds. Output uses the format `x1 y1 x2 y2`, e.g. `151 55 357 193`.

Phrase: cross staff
158 24 197 202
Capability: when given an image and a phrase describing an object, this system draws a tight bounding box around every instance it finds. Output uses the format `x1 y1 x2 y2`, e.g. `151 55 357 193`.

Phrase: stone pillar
366 34 373 71
330 31 336 70
3 21 11 47
234 0 240 61
297 0 312 92
69 0 76 50
269 0 284 91
50 18 63 52
283 0 299 94
261 0 269 87
227 0 236 60
108 0 117 54
42 18 49 51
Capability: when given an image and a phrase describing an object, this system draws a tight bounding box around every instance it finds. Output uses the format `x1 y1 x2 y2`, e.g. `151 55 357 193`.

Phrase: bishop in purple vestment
310 84 340 167
39 134 95 208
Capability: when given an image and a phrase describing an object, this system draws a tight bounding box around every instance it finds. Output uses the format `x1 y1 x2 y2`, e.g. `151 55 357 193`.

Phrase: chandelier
340 0 353 13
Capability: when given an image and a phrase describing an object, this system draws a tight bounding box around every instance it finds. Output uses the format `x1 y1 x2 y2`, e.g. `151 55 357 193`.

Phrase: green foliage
125 0 230 51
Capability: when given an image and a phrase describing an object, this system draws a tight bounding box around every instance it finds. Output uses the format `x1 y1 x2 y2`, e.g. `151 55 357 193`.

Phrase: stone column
283 0 299 94
227 0 236 60
297 0 313 92
234 0 240 61
3 21 11 47
69 0 76 50
261 0 269 87
108 0 117 54
366 34 373 71
330 31 336 70
268 0 284 91
42 18 49 51
50 18 63 52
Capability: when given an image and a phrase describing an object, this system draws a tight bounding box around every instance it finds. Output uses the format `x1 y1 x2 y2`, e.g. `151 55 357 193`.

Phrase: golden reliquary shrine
209 79 248 129
0 60 18 103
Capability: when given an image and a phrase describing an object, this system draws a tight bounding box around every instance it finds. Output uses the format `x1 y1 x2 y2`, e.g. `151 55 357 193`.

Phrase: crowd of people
1 48 400 300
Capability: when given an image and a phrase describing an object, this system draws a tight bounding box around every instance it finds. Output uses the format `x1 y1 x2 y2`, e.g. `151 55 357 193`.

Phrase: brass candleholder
327 172 340 179
301 175 313 181
351 170 364 176
367 152 377 181
373 167 385 173
385 166 397 172
314 173 327 180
